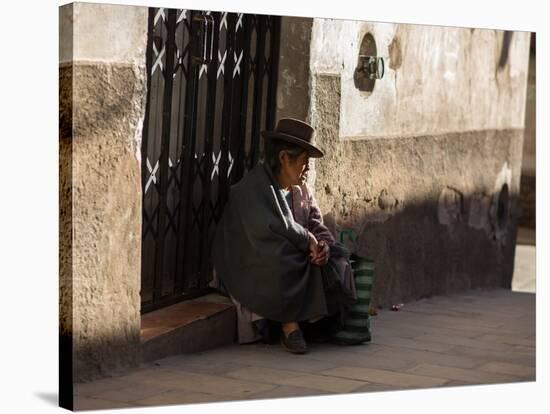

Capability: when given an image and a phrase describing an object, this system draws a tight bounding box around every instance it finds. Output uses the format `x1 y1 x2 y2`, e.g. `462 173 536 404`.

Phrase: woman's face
279 150 310 187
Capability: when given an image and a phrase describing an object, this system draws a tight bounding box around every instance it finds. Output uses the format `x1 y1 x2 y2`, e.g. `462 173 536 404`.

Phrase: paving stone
371 334 457 353
477 361 536 378
275 373 367 393
505 316 536 328
320 366 449 388
412 333 516 352
152 350 235 368
223 366 308 383
156 357 250 375
440 380 474 388
445 305 533 319
399 307 482 319
244 385 329 400
74 377 136 397
301 346 415 371
115 366 184 384
375 314 477 330
379 313 505 329
125 370 276 398
405 363 523 384
377 317 530 338
451 345 536 367
218 346 340 373
352 382 413 393
373 324 482 339
88 382 173 403
133 390 229 406
370 345 483 369
475 334 536 348
308 341 386 355
369 326 420 339
73 396 135 410
514 345 537 353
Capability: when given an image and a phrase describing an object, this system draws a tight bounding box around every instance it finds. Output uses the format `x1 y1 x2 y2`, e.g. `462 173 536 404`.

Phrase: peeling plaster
309 20 530 139
438 186 464 226
133 113 144 163
488 162 513 245
468 192 492 232
494 161 512 193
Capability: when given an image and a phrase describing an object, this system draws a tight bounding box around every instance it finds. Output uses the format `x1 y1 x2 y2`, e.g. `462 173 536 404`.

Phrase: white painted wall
310 19 531 139
59 2 148 65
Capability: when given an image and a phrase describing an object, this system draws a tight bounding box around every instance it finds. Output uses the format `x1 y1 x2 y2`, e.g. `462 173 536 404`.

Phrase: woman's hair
264 139 306 175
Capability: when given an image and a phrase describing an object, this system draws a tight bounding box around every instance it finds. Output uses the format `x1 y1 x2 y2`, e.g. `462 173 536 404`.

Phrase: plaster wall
59 2 147 382
304 21 530 304
310 20 530 139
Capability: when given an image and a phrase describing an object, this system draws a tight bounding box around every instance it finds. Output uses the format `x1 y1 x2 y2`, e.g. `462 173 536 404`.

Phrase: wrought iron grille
141 7 281 313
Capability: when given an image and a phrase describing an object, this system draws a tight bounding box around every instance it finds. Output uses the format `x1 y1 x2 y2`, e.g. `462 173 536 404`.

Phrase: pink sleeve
304 185 335 245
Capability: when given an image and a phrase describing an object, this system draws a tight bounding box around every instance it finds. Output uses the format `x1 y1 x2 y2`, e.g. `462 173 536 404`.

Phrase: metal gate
141 7 281 313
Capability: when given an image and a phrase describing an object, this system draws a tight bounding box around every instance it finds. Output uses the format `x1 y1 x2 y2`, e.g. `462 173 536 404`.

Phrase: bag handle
339 229 359 253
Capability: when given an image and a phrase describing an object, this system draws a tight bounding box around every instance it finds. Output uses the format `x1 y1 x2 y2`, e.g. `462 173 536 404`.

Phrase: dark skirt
211 242 358 344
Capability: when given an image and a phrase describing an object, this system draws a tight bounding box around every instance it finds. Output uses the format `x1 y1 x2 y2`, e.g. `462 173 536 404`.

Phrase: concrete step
140 293 236 363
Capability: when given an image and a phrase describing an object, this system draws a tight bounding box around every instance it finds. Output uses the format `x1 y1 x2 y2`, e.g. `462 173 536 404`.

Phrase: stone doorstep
140 293 237 363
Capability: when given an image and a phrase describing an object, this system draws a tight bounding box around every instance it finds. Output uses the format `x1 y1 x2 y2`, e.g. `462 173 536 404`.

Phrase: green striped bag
331 230 375 345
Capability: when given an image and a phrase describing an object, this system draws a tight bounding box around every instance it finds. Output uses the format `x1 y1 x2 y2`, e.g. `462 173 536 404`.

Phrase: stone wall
275 17 318 187
276 17 313 122
304 22 530 306
59 2 147 383
311 74 522 306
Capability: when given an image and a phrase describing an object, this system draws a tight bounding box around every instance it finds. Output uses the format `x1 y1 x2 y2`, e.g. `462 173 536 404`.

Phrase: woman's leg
280 321 308 354
281 321 300 337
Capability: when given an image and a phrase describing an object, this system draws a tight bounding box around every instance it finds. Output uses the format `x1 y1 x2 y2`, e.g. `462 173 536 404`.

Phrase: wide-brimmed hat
261 118 324 158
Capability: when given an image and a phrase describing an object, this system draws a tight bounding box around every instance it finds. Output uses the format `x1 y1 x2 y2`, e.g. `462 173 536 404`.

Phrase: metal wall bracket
359 55 385 79
354 32 383 93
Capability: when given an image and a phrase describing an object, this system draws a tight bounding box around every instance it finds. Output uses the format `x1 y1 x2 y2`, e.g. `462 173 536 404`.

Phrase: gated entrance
141 7 281 313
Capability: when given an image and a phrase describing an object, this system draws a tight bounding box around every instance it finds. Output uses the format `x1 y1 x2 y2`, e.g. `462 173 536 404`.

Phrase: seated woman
211 118 356 354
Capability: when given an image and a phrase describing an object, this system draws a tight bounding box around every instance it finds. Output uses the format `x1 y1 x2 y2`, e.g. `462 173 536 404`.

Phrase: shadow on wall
64 189 519 386
68 332 141 384
518 32 536 230
309 70 524 311
323 186 519 310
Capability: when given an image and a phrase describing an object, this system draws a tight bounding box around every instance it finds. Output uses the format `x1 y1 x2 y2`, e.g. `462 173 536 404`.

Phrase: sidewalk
74 286 535 410
512 226 536 293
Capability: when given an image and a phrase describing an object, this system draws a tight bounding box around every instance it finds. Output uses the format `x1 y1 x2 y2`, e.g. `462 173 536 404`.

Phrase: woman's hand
308 231 319 261
311 240 330 266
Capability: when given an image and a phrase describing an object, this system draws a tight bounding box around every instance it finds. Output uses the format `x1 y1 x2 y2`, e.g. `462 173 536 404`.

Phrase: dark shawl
285 186 357 312
211 162 328 322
